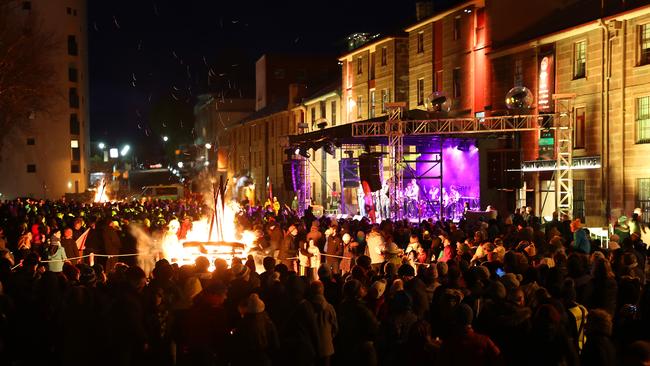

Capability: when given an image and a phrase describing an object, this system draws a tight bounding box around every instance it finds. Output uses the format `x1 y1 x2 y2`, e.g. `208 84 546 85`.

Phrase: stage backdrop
409 139 480 208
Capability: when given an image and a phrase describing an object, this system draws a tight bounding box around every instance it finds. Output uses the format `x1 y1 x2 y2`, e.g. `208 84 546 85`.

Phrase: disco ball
505 87 534 110
425 91 452 113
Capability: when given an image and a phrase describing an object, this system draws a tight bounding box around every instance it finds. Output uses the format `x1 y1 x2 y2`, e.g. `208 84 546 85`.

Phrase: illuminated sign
539 130 555 160
537 49 555 113
109 148 119 159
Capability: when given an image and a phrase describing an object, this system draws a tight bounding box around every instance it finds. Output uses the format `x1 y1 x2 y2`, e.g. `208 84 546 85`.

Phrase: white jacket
366 231 385 264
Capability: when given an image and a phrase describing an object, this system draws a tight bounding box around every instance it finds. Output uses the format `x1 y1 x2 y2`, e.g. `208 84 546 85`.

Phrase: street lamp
177 161 184 168
120 145 130 157
163 136 169 142
205 143 212 149
98 142 105 150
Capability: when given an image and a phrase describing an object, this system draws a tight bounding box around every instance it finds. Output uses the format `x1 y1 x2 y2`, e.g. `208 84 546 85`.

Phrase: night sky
89 0 459 163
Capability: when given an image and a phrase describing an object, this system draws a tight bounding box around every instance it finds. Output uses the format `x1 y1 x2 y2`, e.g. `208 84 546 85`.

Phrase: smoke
128 223 158 276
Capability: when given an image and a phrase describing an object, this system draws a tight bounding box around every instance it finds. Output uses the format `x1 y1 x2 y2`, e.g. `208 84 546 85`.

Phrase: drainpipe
620 21 626 211
598 19 610 224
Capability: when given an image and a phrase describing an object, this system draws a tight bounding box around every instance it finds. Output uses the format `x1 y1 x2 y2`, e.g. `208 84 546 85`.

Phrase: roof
338 34 408 61
404 0 484 32
237 97 288 125
303 80 341 104
490 0 650 55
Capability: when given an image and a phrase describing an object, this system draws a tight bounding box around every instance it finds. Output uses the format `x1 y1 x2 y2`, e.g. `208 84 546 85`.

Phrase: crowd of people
0 197 648 365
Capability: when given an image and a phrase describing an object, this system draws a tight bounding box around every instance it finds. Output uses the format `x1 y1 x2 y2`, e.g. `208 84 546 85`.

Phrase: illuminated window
636 96 650 143
71 139 80 161
381 47 387 66
357 95 363 119
357 57 362 75
573 41 586 79
574 106 586 148
381 89 390 113
417 32 424 53
639 24 650 66
417 78 425 106
311 107 316 124
637 178 650 222
70 140 79 148
331 101 337 125
453 68 461 98
369 90 376 118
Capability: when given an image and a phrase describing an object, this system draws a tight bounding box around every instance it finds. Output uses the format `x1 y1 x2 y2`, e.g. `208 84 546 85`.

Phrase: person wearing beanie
232 293 279 366
336 279 379 366
570 219 590 254
438 303 502 366
580 309 616 366
307 281 338 365
47 231 67 273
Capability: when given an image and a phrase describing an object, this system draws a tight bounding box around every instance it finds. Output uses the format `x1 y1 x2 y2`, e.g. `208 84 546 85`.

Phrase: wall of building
0 0 89 199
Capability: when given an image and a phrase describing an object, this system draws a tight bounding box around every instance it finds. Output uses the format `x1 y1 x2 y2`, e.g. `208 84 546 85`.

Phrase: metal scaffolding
352 95 575 219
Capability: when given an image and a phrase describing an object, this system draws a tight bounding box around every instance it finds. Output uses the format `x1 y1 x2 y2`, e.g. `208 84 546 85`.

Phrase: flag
76 228 90 251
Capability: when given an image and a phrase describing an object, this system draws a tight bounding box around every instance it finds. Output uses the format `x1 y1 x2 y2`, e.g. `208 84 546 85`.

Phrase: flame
94 179 110 203
162 200 258 270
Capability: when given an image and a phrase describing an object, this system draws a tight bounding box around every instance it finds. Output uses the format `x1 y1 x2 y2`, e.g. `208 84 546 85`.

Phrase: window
417 78 425 106
68 67 78 82
417 32 424 53
381 47 387 66
331 101 337 126
454 17 461 40
320 101 326 118
357 57 363 75
22 1 31 10
71 164 80 173
381 89 390 113
573 180 586 222
369 90 376 118
637 178 650 222
311 107 316 124
26 137 35 145
636 96 650 143
574 106 586 149
370 53 375 79
69 88 79 108
639 24 650 66
573 41 586 79
453 68 461 98
71 139 80 161
67 35 78 56
357 95 363 119
27 164 36 173
66 7 71 14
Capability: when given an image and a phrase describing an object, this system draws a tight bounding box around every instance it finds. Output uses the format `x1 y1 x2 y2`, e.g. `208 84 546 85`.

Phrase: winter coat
438 328 502 366
336 297 379 365
366 231 385 265
325 236 343 265
47 244 67 272
572 229 590 254
580 334 616 366
231 312 280 366
61 238 79 261
309 294 338 357
102 227 122 255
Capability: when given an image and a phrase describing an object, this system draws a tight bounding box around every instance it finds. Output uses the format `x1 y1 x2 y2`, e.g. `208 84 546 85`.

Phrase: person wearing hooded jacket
231 293 279 366
47 231 67 273
308 280 338 366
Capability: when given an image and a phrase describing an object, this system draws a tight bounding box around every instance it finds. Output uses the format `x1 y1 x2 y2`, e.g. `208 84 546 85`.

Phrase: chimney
415 1 433 21
288 83 307 109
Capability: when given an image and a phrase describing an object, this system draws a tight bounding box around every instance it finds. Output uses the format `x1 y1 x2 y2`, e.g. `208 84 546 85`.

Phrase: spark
113 16 120 29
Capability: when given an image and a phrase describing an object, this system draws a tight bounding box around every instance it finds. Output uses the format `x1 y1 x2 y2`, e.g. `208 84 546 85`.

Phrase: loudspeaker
487 150 521 189
282 160 302 191
339 158 359 188
359 153 382 192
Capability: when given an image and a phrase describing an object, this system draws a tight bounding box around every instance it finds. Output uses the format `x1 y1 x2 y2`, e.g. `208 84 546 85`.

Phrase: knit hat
79 264 97 286
500 273 521 290
475 265 491 281
244 293 265 314
371 279 387 299
487 280 507 300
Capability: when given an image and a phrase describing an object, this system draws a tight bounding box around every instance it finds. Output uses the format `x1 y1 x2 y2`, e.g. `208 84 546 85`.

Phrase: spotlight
298 146 311 159
324 141 336 156
457 140 470 152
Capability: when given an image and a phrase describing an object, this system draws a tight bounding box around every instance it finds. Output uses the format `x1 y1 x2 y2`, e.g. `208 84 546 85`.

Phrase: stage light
457 140 470 152
425 91 451 113
324 141 336 156
298 146 311 159
505 87 534 110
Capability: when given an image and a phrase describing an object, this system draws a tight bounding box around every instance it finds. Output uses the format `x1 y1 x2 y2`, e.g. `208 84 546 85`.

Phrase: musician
405 179 420 200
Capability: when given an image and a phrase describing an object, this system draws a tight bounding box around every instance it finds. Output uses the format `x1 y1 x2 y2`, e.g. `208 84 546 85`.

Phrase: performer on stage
405 179 420 200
